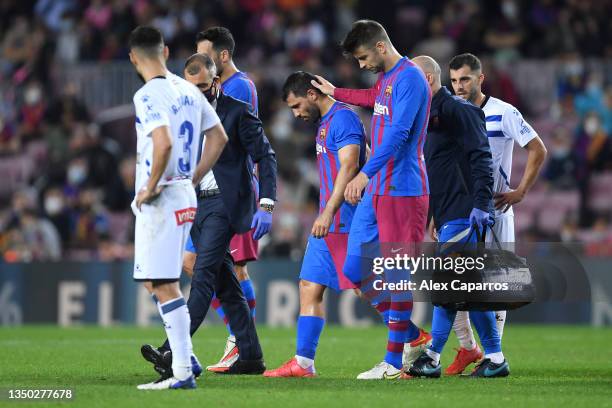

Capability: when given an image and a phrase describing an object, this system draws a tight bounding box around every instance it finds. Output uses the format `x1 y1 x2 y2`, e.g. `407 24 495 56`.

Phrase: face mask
68 164 87 185
45 196 64 215
565 62 583 77
584 117 600 136
203 84 217 103
551 147 570 159
502 1 518 20
24 87 42 105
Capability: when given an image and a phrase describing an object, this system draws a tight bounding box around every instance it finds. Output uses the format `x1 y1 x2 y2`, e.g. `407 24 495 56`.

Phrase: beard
371 61 385 73
306 104 321 123
214 57 224 76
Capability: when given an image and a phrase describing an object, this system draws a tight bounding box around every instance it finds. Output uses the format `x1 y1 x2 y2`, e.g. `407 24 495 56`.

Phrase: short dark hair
340 20 389 55
184 53 217 77
449 53 482 72
129 26 164 55
196 27 235 57
282 71 323 101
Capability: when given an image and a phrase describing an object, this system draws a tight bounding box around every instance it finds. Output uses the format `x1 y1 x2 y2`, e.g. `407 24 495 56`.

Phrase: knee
299 280 324 303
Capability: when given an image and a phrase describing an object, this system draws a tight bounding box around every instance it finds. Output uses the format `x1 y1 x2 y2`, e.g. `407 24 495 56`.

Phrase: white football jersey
481 96 537 217
133 71 220 193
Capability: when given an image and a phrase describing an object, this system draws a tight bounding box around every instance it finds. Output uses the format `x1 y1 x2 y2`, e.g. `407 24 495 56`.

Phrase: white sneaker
137 375 196 390
356 361 401 380
206 335 239 373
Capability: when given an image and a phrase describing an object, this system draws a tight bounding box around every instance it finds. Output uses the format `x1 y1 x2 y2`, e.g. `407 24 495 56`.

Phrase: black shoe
469 358 510 378
406 352 441 378
141 344 173 378
221 359 266 375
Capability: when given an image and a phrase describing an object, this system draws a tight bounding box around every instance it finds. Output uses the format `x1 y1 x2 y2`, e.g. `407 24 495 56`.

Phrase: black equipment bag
430 225 535 311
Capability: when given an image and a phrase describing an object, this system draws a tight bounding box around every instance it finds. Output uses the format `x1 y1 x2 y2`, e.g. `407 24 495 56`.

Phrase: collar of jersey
320 101 341 124
222 71 243 86
383 56 408 77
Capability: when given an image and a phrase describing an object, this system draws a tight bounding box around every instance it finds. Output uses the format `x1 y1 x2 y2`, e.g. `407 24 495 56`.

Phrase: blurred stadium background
0 0 611 328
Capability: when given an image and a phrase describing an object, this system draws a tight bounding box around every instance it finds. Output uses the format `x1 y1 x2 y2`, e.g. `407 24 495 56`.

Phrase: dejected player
311 20 432 379
128 26 227 390
263 71 366 377
445 53 547 375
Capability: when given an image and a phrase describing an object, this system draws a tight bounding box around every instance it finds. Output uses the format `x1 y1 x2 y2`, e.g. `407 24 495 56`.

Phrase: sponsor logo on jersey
174 207 197 225
374 102 389 116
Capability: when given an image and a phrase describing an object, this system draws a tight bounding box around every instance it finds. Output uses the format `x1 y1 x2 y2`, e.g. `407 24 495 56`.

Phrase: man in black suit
143 53 277 376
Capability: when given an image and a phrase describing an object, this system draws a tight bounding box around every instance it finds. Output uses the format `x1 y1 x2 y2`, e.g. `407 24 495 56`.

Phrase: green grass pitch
1 325 611 408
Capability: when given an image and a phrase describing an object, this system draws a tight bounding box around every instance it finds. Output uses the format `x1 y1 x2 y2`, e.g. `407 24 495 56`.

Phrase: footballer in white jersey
480 95 538 242
132 71 220 282
444 53 547 376
128 26 227 391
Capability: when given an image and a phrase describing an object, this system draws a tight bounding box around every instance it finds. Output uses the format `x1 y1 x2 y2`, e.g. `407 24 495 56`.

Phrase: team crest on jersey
319 128 326 140
385 85 392 96
174 207 197 225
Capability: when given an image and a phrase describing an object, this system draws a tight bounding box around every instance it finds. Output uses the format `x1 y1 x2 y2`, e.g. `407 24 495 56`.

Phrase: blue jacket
424 86 493 229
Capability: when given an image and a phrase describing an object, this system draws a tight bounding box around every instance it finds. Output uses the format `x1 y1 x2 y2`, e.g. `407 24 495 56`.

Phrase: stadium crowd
0 0 611 262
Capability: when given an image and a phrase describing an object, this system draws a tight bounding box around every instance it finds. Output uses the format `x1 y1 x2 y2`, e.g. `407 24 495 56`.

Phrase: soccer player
445 53 547 375
128 26 227 390
311 20 431 379
184 26 269 371
405 56 508 379
263 71 366 377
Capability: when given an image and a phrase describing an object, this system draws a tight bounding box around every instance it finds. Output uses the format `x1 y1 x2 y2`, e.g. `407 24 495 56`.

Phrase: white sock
160 296 193 380
154 294 193 357
425 348 440 365
453 311 477 350
485 352 505 364
295 355 315 370
495 311 507 339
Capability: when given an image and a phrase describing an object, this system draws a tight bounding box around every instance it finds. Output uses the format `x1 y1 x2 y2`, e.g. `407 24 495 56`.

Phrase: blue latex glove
251 209 272 240
469 207 491 229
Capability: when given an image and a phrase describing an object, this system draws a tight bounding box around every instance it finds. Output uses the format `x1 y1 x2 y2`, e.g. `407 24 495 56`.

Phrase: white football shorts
133 180 197 281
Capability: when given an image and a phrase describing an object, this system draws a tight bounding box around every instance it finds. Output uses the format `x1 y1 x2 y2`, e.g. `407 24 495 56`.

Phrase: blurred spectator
413 15 456 70
284 7 326 65
42 186 72 243
544 127 577 190
19 208 61 260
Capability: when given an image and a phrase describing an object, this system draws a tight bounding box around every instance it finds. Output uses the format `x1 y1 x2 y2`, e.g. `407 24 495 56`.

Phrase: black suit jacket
205 92 277 234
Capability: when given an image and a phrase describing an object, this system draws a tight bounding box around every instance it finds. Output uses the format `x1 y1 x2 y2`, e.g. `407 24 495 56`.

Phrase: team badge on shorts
174 207 196 225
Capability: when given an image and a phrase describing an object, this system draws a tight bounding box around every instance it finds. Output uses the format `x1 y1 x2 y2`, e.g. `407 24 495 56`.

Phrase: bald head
413 55 441 85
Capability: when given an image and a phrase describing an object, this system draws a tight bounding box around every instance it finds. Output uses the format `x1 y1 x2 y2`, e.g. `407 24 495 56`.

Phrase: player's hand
494 188 525 213
135 186 163 211
344 172 369 205
428 219 438 242
251 209 273 240
311 210 333 238
311 75 336 96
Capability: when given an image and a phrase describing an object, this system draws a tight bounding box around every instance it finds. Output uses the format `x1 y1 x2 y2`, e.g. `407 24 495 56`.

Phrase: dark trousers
161 195 262 360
